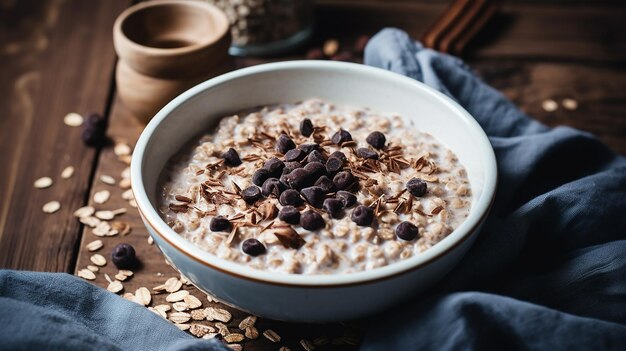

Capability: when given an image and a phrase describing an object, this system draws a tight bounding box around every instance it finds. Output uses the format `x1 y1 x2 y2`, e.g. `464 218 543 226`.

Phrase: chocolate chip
336 191 357 208
82 113 107 147
209 215 231 232
357 148 379 160
241 186 262 204
283 161 302 174
314 176 335 193
285 168 312 190
300 118 314 137
407 178 427 197
261 178 286 197
303 162 326 179
323 198 343 218
333 171 356 190
331 129 352 145
395 221 419 241
278 205 300 224
252 169 271 186
111 243 137 269
263 157 285 177
276 134 296 154
299 143 320 155
221 148 242 166
366 131 386 149
325 157 343 174
306 150 326 164
284 148 306 162
330 151 347 162
300 210 325 231
279 189 303 206
241 239 266 256
351 205 374 226
300 186 325 208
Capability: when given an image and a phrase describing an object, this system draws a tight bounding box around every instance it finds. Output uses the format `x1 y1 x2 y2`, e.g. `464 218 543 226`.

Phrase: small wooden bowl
113 0 231 123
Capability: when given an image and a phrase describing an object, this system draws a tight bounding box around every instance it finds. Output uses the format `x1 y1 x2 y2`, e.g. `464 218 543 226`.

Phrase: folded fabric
361 28 626 350
1 28 625 351
0 270 228 351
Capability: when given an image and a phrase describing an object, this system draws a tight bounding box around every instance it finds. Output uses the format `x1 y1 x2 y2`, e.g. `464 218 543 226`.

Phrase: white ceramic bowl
131 61 497 322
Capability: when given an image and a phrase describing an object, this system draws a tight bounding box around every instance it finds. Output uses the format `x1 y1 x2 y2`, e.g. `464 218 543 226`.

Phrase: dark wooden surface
1 1 625 350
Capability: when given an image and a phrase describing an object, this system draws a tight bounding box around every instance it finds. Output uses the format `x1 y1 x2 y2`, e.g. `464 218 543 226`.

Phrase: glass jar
205 0 314 56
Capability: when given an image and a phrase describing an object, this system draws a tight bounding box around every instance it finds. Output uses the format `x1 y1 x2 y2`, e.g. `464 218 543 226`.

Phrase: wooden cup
113 0 232 124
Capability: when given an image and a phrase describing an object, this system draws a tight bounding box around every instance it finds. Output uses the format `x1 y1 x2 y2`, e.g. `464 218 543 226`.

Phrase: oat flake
164 277 182 293
100 175 116 185
42 201 61 214
135 287 151 306
61 166 75 179
34 177 53 189
107 280 123 293
90 254 106 266
166 290 189 302
64 112 84 127
93 190 110 204
77 269 96 280
74 206 95 218
114 143 131 156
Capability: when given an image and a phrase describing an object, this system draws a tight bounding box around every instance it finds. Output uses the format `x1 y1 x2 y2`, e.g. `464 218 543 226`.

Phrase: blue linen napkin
1 28 625 350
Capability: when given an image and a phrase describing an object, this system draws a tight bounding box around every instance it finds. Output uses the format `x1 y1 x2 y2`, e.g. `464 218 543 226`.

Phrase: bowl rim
131 60 498 287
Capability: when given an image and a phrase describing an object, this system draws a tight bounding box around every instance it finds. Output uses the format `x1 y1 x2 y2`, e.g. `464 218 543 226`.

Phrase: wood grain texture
475 60 626 155
316 0 626 62
0 0 130 271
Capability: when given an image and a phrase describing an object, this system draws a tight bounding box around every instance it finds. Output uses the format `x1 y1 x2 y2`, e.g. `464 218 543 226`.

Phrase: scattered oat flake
121 189 134 200
93 190 110 204
562 98 578 110
85 240 103 252
80 216 101 228
223 333 244 343
279 347 291 351
166 290 189 302
86 265 99 272
42 201 61 214
245 326 259 339
118 269 133 277
111 221 132 236
238 315 257 330
92 221 111 236
61 166 75 179
107 280 123 293
190 309 207 320
114 143 132 156
100 175 116 185
173 302 189 311
191 324 215 338
34 177 53 189
169 312 191 324
175 324 191 331
228 344 242 351
147 236 154 245
129 199 137 208
90 254 107 266
300 339 316 351
74 206 95 218
119 178 131 189
77 269 96 280
114 273 129 281
64 112 84 127
206 307 232 323
183 295 202 309
164 277 182 293
542 99 558 112
135 287 152 306
263 329 281 342
95 210 115 220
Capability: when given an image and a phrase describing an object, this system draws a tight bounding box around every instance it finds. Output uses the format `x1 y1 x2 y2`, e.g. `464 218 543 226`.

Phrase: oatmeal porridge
159 99 472 274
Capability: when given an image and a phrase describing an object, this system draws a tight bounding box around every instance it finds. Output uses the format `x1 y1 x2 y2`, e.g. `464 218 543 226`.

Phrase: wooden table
1 1 625 350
